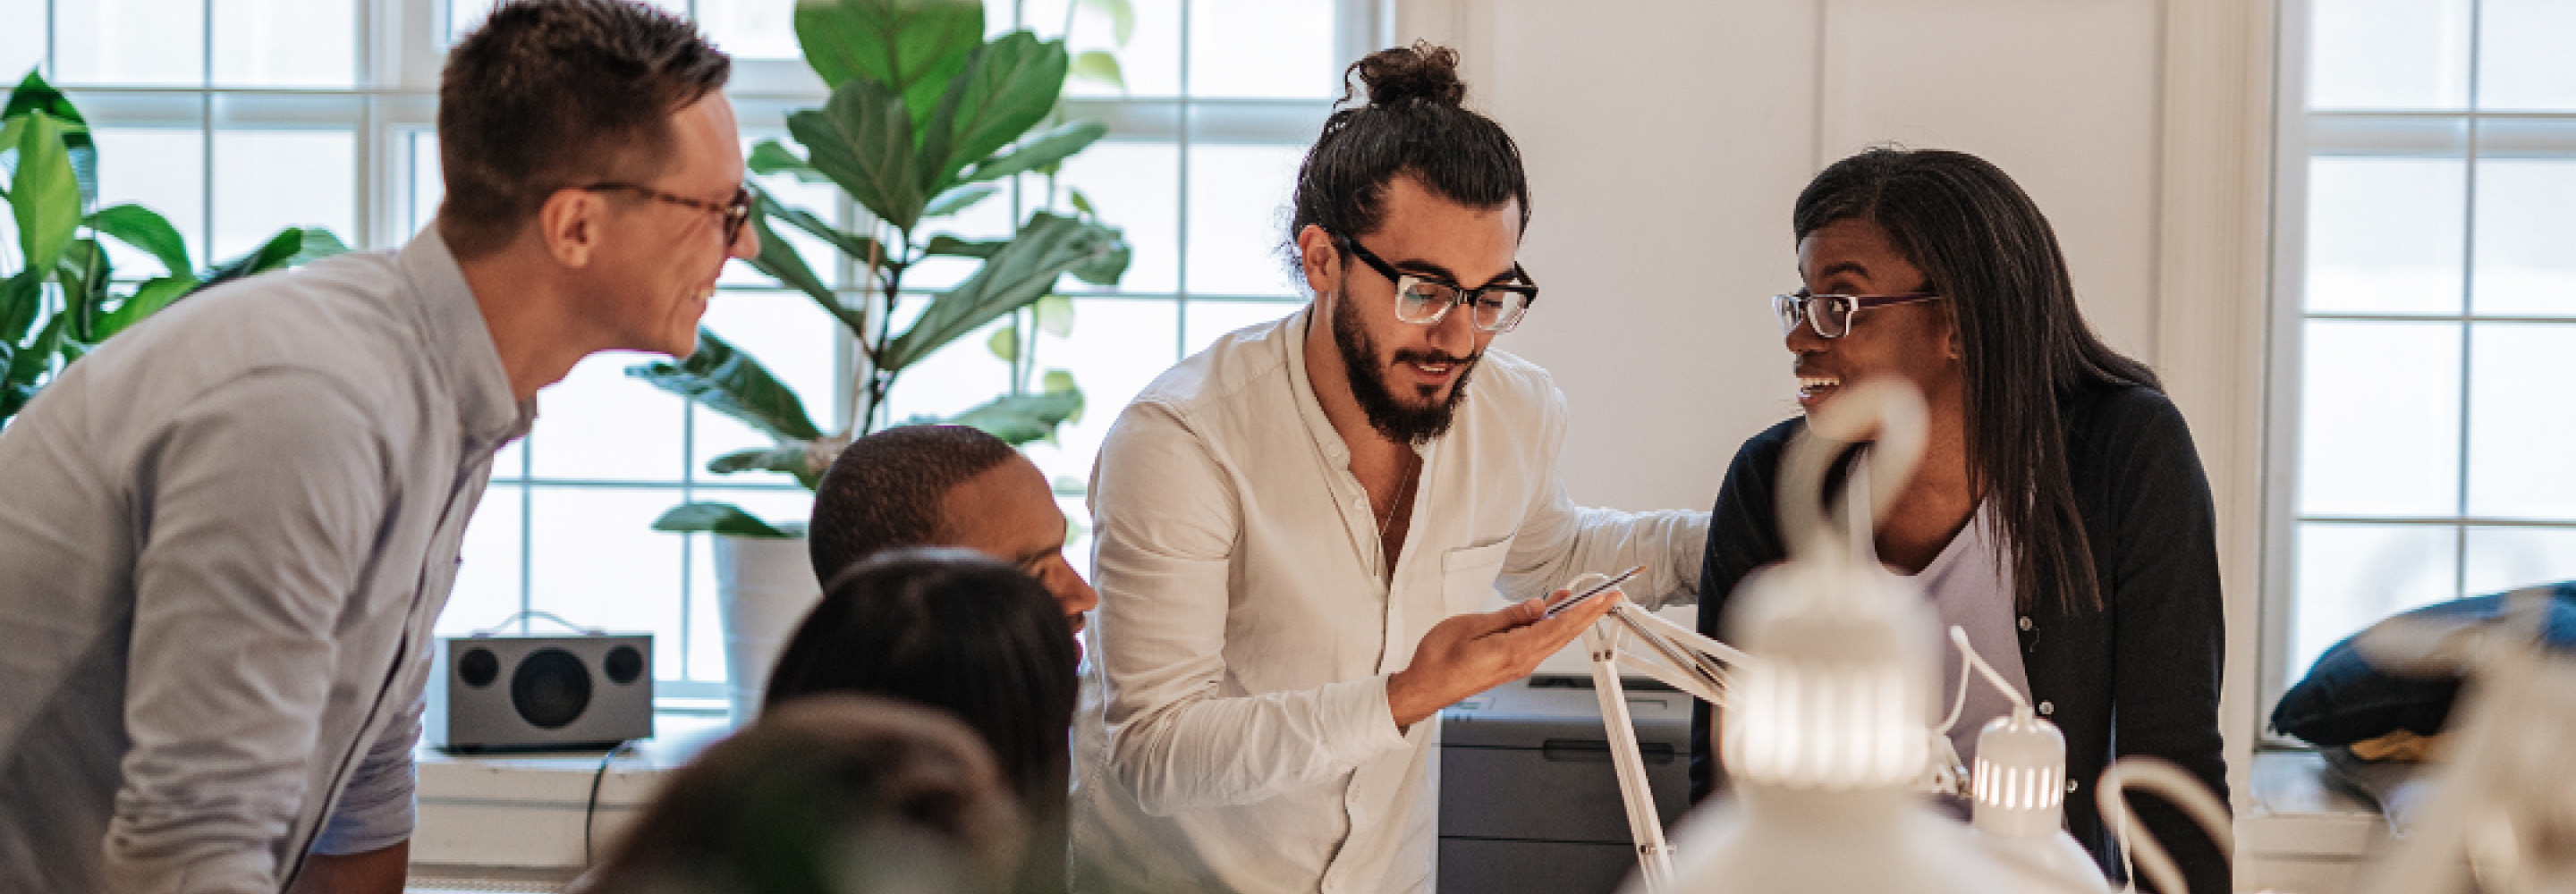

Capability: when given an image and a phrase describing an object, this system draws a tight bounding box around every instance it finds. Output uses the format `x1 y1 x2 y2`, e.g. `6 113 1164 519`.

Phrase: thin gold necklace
1377 460 1419 533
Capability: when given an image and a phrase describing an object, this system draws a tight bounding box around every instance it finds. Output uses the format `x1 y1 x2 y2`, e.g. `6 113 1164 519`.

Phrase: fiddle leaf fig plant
2 70 345 426
632 0 1132 537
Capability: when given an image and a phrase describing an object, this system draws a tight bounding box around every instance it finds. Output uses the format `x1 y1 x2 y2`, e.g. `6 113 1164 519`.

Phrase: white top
1844 458 2029 770
1071 308 1707 894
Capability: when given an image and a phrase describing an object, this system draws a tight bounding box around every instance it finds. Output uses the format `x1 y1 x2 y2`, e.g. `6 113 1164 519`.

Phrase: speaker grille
509 648 591 730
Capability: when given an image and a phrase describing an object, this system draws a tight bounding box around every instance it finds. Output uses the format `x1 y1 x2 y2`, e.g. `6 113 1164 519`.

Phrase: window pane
2299 320 2461 517
2463 527 2576 596
685 488 823 682
56 0 204 86
0 0 43 83
1021 299 1180 489
91 128 206 278
528 353 686 482
730 132 846 289
2466 324 2576 520
409 131 443 239
2292 522 2458 682
439 483 525 637
1188 0 1335 99
1182 297 1295 356
1027 0 1182 98
527 486 686 679
875 311 1013 426
2306 156 2465 315
904 175 1023 293
2307 0 2470 111
699 0 799 61
1056 140 1180 294
449 0 684 43
693 289 842 473
1184 144 1302 297
212 130 354 261
2478 0 2576 112
212 0 354 88
2470 158 2576 317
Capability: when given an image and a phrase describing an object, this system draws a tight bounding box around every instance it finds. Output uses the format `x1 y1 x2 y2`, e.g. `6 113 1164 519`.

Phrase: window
2268 0 2576 704
7 0 1376 700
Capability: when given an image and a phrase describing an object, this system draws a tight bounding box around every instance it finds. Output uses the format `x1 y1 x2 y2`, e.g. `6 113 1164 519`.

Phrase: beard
1331 290 1480 445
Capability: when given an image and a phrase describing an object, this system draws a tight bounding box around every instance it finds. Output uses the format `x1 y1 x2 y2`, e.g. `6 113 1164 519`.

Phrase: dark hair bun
1348 40 1465 108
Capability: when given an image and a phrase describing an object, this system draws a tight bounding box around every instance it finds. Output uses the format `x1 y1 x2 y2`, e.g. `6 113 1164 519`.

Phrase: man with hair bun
0 2 752 891
1076 41 1708 894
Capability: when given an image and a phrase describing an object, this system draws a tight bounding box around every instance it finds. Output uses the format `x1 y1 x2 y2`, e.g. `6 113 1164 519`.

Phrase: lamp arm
2095 757 2234 894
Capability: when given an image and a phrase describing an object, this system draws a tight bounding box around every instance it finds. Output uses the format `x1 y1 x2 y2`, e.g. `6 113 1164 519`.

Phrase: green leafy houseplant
632 0 1133 538
1 71 346 426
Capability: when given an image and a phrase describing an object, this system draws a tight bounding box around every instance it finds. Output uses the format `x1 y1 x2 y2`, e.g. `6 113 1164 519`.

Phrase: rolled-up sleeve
1498 386 1707 610
106 370 389 894
1089 401 1410 816
309 692 419 856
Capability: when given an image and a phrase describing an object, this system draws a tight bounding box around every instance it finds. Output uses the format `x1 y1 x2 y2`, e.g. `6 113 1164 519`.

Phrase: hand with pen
1383 569 1638 730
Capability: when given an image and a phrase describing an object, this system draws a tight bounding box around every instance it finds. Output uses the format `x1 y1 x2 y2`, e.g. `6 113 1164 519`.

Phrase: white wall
1396 0 2275 820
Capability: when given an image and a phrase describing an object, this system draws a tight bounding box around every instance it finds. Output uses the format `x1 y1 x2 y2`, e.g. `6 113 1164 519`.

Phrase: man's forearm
287 840 408 894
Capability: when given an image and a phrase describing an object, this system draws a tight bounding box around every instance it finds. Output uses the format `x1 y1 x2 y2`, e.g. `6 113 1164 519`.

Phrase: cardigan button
2038 701 2055 716
2017 616 2033 631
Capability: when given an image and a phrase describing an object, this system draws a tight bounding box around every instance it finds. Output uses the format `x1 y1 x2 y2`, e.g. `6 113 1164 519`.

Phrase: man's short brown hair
809 426 1022 586
436 0 731 257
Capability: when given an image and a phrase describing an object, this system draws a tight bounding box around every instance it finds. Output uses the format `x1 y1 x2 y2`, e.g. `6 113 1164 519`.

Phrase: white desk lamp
1583 380 2224 894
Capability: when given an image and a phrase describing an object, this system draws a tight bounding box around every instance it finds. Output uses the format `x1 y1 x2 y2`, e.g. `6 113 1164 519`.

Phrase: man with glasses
0 3 751 893
1073 43 1707 894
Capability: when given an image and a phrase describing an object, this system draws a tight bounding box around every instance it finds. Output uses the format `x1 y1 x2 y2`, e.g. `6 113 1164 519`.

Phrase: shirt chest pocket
1440 538 1515 616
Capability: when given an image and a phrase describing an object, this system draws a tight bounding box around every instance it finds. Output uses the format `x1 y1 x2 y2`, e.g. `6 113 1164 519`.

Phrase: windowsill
410 711 729 875
2239 749 2398 893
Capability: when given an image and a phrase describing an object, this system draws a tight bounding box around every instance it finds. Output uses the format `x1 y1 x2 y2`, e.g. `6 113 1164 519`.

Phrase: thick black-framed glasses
1331 231 1538 333
1771 290 1942 339
580 181 752 246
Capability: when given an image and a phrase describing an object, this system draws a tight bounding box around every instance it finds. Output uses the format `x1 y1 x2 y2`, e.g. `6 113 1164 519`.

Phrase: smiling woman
1692 147 2233 894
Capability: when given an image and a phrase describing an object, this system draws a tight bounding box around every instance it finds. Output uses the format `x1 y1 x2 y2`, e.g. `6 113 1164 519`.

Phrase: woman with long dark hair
766 547 1080 892
1689 147 2228 893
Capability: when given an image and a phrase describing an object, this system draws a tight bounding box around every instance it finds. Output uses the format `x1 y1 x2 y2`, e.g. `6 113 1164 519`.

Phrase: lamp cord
583 738 641 866
1935 625 2032 735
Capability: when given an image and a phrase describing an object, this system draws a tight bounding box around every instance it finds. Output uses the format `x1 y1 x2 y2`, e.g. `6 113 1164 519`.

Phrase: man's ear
1295 224 1339 297
536 188 606 268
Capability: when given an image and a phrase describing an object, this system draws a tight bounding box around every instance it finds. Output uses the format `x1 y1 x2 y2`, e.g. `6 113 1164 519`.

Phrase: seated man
1074 43 1708 894
808 424 1097 636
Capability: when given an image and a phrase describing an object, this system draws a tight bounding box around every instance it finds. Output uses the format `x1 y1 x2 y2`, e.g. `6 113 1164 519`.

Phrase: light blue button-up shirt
0 229 530 894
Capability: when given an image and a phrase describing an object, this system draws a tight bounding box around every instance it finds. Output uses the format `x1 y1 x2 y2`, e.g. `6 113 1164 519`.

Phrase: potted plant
3 71 345 426
627 0 1131 719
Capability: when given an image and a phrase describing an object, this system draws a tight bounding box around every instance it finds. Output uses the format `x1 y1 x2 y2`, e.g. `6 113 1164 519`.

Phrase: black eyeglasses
1330 231 1538 333
580 182 752 246
1770 291 1942 339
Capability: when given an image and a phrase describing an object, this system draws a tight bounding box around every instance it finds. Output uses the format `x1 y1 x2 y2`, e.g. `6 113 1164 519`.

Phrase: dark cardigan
1687 382 2231 894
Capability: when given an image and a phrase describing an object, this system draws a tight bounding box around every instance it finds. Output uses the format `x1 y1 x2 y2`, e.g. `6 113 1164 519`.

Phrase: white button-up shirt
1071 308 1707 894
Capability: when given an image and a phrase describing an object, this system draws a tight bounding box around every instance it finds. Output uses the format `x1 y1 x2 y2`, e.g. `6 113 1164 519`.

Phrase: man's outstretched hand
1385 586 1624 729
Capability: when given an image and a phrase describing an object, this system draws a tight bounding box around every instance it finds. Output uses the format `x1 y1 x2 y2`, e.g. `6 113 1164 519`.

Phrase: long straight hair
1793 148 2158 613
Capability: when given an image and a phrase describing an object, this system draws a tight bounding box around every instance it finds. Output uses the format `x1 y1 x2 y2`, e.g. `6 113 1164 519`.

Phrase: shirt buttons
2017 616 2033 631
2038 701 2055 716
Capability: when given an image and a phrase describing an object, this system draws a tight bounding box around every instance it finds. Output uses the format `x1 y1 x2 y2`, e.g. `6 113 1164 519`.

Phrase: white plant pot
712 533 825 725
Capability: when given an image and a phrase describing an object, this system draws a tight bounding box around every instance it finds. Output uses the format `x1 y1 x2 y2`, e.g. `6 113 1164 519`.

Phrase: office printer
1439 673 1693 894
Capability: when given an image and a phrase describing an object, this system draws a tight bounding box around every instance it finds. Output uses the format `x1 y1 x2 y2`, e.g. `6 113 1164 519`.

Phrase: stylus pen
1543 564 1646 619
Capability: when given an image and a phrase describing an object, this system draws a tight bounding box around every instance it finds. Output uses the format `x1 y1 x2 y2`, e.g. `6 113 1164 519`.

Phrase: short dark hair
1285 41 1530 275
436 0 731 258
1792 147 2160 614
763 549 1079 892
580 694 1025 894
808 425 1021 585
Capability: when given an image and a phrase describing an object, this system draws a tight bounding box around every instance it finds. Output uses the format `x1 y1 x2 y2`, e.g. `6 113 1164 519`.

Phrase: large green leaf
97 276 199 340
88 204 191 276
881 211 1123 371
651 502 794 537
920 184 996 219
962 119 1106 184
0 269 42 345
4 71 97 207
626 327 826 443
707 444 826 490
1069 50 1124 92
1069 237 1130 286
8 313 63 389
11 113 82 276
741 190 868 337
791 76 928 233
760 191 884 265
793 0 983 135
943 384 1083 445
54 239 108 342
924 234 1004 258
920 32 1066 192
747 139 835 185
196 228 305 291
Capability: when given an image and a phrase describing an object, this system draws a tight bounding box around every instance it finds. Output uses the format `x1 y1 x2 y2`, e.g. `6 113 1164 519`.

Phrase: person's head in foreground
577 695 1024 894
1287 40 1536 446
440 0 754 361
809 425 1097 637
1782 146 2158 612
765 548 1080 837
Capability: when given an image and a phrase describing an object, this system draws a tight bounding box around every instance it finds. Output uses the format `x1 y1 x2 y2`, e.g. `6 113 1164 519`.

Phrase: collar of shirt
395 227 537 454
